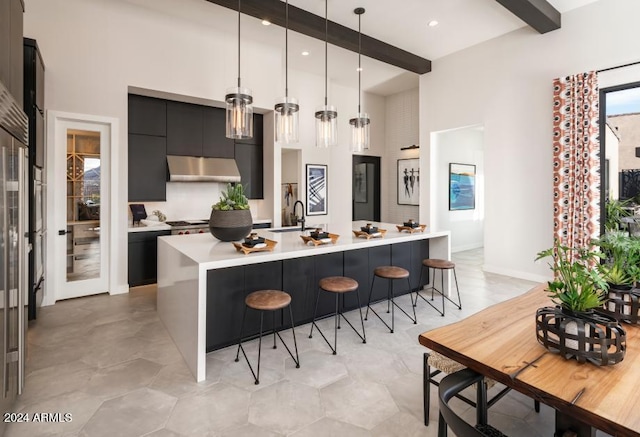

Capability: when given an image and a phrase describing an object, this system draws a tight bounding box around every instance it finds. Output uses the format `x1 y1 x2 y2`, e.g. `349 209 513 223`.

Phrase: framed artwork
282 183 298 226
354 163 367 203
449 163 476 210
306 164 328 215
397 159 420 205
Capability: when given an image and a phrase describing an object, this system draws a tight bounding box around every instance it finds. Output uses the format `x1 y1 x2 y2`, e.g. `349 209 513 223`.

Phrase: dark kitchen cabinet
1 0 24 104
128 230 171 287
343 248 370 311
368 245 392 303
24 38 45 168
235 113 263 145
128 134 167 201
283 256 315 326
167 101 203 156
128 94 166 137
206 261 283 351
235 142 263 199
203 106 234 158
312 252 344 319
410 239 430 291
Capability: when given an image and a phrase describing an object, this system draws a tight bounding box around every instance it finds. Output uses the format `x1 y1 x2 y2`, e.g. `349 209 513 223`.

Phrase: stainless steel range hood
167 155 241 182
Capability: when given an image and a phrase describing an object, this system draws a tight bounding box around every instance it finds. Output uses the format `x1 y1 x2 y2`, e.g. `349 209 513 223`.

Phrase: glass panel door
65 129 101 282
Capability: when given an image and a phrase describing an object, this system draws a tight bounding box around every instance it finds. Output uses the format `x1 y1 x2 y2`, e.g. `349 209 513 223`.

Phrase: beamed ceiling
206 0 561 75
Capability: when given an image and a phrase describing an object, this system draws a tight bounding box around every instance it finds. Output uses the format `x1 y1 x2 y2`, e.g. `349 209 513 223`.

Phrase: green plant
604 198 632 232
535 243 608 312
594 230 640 286
212 183 250 211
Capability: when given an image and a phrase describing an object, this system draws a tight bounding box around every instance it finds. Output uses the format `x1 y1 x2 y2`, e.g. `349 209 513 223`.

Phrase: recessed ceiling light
261 19 271 26
301 51 310 56
428 20 439 27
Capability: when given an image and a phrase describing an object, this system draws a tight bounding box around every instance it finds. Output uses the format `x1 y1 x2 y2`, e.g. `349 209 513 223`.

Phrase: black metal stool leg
288 305 300 368
431 267 436 301
389 279 395 333
356 288 366 344
309 287 321 338
365 274 376 320
452 268 462 310
333 292 339 355
424 352 430 426
408 277 417 323
440 268 446 316
255 312 264 385
272 311 277 349
235 306 248 362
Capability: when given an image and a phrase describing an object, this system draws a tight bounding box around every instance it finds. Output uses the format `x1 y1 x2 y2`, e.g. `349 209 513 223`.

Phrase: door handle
58 229 69 236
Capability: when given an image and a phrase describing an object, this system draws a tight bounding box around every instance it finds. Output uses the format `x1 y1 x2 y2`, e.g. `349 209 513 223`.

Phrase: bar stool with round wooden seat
365 266 417 333
308 276 366 355
416 258 462 317
235 289 300 384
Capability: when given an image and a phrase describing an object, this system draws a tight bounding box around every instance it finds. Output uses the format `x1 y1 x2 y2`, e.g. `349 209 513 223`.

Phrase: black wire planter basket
600 285 640 325
535 306 626 366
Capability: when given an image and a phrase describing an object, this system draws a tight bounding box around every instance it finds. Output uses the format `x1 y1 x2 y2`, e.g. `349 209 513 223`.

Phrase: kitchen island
157 221 450 381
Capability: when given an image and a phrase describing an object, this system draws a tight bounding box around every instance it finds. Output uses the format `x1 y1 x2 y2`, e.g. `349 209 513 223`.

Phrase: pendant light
350 7 370 152
225 0 253 139
315 0 338 148
274 0 299 144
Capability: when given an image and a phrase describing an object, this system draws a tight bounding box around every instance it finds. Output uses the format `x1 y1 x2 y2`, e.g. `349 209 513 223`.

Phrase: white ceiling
125 0 599 96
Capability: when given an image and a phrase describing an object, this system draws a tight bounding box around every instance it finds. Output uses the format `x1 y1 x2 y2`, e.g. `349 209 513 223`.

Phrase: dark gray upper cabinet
128 95 167 137
128 134 167 201
235 142 263 199
24 38 45 168
167 101 203 156
1 0 24 104
203 106 234 158
234 113 263 145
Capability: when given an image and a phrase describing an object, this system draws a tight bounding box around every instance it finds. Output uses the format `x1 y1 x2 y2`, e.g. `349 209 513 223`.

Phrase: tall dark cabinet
23 37 45 320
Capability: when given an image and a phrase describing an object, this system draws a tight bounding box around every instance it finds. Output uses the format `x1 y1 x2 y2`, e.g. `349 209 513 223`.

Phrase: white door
50 116 111 300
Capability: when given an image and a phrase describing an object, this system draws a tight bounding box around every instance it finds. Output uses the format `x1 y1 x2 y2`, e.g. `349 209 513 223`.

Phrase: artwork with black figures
354 163 367 203
306 164 328 215
397 159 419 205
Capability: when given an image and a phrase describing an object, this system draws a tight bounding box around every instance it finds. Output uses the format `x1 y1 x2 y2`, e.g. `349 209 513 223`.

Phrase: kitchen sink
269 227 302 233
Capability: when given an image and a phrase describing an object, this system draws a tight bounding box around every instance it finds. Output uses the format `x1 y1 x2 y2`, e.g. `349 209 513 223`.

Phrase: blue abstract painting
449 163 475 210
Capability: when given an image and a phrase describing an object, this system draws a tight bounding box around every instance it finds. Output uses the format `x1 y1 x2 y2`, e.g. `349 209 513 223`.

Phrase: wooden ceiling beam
205 0 431 74
495 0 561 34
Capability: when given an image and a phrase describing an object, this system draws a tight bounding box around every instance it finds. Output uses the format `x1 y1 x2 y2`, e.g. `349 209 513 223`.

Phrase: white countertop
159 221 450 270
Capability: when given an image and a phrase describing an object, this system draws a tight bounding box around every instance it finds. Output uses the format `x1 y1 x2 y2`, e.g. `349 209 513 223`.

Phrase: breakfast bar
157 221 451 381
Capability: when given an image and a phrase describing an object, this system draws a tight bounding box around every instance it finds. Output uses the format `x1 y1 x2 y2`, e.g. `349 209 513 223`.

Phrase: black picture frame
397 158 419 205
306 164 328 216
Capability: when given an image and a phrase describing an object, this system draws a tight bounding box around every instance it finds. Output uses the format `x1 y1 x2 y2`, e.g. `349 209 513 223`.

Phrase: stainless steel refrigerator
0 77 29 429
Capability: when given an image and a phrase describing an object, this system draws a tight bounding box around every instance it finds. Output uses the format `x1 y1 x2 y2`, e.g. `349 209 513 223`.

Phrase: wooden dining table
419 284 640 437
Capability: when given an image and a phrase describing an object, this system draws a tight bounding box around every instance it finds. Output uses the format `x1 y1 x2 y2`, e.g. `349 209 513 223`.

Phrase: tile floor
7 249 610 436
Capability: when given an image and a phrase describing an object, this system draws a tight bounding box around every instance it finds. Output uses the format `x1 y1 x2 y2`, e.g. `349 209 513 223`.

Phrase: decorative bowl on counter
360 223 379 234
243 233 266 248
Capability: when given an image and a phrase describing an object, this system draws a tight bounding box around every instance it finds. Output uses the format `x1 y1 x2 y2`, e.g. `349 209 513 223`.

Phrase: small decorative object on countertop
243 233 266 248
232 238 277 255
152 210 167 222
301 230 339 246
353 225 385 239
396 222 427 233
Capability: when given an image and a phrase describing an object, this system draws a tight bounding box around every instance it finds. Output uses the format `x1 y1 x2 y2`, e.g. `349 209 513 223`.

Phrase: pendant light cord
324 0 328 107
358 12 361 114
237 0 241 88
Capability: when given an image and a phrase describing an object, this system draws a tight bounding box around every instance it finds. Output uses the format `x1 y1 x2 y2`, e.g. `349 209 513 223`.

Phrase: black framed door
353 155 380 221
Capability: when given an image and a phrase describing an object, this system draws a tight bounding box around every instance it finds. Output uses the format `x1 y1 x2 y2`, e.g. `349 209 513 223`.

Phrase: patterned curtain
552 72 600 249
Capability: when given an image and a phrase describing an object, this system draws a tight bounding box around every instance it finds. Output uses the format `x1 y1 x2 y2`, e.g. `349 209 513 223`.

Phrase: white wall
420 0 640 282
433 126 484 252
383 88 420 224
25 0 372 297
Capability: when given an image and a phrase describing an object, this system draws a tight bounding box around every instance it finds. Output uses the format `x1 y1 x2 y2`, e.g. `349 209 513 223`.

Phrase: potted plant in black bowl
534 242 626 366
595 230 640 323
209 183 253 242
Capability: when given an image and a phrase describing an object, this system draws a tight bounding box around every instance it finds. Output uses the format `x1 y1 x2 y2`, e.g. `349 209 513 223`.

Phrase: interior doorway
47 111 118 303
352 155 380 221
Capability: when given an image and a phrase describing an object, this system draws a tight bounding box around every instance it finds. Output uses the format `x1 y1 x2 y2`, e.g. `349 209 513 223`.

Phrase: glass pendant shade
349 113 370 152
225 86 253 139
315 105 338 148
275 97 299 143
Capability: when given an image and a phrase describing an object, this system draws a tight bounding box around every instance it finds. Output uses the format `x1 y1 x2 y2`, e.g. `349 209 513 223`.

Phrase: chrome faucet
293 200 306 231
